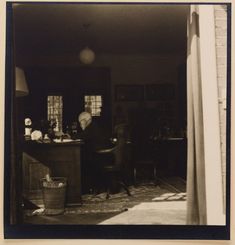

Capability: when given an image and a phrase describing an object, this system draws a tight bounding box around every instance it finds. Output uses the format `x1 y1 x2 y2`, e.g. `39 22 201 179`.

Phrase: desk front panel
22 142 82 205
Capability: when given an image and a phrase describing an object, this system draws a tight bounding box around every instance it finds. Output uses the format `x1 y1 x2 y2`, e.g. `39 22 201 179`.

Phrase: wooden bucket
41 177 67 215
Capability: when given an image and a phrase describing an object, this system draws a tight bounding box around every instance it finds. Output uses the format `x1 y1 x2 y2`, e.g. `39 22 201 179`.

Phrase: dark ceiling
13 3 188 57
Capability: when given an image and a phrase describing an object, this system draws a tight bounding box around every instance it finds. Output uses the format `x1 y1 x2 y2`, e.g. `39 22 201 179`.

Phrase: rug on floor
24 177 186 217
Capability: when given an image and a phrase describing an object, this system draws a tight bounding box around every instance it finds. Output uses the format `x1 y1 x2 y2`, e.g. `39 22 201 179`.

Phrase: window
47 95 63 132
84 95 102 116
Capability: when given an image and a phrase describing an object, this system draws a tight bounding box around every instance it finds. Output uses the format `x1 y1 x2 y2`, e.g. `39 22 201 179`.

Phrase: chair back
97 123 129 169
113 135 128 169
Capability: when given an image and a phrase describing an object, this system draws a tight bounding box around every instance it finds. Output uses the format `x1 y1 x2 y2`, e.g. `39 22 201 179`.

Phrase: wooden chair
96 138 131 199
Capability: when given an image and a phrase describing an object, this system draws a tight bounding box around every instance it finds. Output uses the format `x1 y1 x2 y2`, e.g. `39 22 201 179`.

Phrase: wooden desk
22 140 83 205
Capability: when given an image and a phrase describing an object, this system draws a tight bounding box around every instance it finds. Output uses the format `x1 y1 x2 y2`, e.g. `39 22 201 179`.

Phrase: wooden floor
23 177 186 225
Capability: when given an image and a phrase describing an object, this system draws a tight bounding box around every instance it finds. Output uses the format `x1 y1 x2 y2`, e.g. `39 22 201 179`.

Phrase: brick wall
214 4 227 211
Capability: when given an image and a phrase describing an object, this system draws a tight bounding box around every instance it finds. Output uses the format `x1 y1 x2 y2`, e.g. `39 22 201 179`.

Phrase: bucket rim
41 177 67 183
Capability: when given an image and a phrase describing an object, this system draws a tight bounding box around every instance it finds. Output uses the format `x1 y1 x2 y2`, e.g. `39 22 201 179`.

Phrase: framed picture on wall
145 84 175 100
115 85 144 101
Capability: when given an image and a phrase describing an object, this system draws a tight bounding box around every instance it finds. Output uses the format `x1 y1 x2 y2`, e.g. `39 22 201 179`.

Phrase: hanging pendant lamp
79 46 95 65
79 23 95 65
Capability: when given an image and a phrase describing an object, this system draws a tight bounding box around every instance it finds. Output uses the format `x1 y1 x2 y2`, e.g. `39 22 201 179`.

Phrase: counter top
24 138 84 146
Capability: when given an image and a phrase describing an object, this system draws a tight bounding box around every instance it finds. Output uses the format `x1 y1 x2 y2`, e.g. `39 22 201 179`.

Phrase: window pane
84 95 102 117
96 96 102 102
47 95 63 132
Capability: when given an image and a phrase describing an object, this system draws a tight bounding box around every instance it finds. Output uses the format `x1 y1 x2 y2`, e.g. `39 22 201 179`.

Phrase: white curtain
186 5 207 225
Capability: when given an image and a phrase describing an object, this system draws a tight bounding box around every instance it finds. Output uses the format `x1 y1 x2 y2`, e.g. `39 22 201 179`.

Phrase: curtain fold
186 5 207 225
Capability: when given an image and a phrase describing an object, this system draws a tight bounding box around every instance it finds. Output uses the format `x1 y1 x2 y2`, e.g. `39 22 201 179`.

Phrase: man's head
78 111 92 130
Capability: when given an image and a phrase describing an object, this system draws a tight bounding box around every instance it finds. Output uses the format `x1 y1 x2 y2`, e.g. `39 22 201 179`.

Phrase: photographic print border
3 1 231 240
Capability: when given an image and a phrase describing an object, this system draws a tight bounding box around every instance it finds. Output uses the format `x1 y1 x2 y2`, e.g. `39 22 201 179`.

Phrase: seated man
77 112 111 194
77 111 107 152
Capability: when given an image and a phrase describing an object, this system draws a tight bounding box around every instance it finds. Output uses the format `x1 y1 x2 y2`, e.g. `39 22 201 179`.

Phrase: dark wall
20 66 111 134
15 62 187 179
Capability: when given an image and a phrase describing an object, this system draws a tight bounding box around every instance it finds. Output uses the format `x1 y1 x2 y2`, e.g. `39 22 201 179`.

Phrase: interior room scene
8 3 227 227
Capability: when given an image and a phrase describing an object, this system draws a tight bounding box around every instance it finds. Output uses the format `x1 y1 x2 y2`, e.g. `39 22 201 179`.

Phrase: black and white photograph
3 1 231 240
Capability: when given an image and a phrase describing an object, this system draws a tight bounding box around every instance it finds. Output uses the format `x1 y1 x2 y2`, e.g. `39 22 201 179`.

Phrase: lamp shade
15 67 29 97
79 47 95 65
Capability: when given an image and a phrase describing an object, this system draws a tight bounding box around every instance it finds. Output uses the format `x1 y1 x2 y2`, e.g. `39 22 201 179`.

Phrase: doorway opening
11 3 188 226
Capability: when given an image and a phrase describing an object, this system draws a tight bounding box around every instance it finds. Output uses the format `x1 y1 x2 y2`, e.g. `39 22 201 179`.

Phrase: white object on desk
53 139 73 143
25 128 32 136
31 130 42 140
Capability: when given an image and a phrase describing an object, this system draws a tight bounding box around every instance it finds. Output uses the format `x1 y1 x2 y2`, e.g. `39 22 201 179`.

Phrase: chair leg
106 188 110 199
153 166 156 179
133 168 137 186
104 171 131 198
153 166 158 186
118 181 131 196
104 173 111 199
